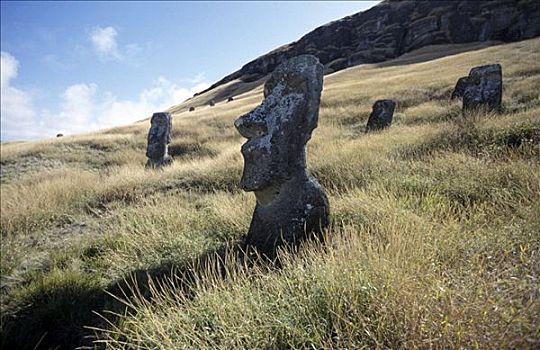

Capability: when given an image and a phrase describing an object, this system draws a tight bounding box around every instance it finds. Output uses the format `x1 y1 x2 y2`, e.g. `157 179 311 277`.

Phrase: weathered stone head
235 55 323 192
452 64 502 113
365 99 396 132
234 54 329 256
146 112 173 168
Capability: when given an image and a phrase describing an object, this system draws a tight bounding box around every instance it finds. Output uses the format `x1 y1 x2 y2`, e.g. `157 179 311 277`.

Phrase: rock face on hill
198 0 540 97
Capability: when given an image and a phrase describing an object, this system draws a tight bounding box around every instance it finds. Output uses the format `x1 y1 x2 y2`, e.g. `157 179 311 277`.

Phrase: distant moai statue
209 100 215 107
227 96 234 102
451 64 502 113
189 106 195 112
450 77 469 100
365 99 396 132
234 54 330 256
146 112 173 168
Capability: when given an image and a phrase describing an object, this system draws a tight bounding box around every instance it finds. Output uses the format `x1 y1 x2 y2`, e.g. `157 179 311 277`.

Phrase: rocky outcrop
198 0 540 96
234 55 330 256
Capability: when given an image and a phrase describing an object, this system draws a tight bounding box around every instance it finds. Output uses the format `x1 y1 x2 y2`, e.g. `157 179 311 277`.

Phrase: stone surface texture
146 112 173 168
198 0 539 97
366 99 396 132
234 55 329 255
451 76 470 100
463 64 503 112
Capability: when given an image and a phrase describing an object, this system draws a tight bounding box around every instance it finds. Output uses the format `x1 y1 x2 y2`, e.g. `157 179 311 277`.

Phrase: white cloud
95 76 210 128
45 77 209 136
89 26 144 63
1 51 210 141
1 52 42 140
1 51 18 87
43 83 99 133
190 73 207 85
90 26 121 60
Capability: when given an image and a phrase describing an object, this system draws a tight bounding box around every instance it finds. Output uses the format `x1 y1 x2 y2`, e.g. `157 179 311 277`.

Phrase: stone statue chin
234 55 330 256
146 112 173 168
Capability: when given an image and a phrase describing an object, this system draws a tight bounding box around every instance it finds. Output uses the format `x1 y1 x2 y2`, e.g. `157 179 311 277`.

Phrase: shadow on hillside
0 242 274 350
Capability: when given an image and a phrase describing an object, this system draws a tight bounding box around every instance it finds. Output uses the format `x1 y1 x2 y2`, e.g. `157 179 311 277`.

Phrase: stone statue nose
234 109 267 139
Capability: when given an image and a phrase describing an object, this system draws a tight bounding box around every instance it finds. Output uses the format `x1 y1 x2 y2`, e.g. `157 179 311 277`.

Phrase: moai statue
234 54 330 256
146 112 173 168
227 96 234 102
450 77 470 100
452 64 502 113
365 99 396 132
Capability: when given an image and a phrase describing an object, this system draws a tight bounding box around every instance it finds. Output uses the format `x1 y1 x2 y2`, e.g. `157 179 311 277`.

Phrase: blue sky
1 1 379 141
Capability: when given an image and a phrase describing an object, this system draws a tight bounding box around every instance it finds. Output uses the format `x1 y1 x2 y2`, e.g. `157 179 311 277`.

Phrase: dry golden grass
1 38 539 349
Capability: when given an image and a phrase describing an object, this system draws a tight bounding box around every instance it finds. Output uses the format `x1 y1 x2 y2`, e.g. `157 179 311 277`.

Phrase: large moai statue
234 55 330 256
365 99 396 132
146 112 173 168
451 64 502 113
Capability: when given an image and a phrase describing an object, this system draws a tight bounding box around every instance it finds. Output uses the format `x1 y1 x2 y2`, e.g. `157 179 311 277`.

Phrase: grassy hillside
1 38 539 349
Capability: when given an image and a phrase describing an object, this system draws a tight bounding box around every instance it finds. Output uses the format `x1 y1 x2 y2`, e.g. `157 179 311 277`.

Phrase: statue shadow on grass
0 241 286 350
2 54 333 350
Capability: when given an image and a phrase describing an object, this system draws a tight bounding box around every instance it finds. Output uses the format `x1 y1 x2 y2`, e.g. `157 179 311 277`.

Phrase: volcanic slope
1 38 539 349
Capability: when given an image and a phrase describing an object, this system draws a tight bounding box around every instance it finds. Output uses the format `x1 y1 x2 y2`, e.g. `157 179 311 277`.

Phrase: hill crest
193 0 540 102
